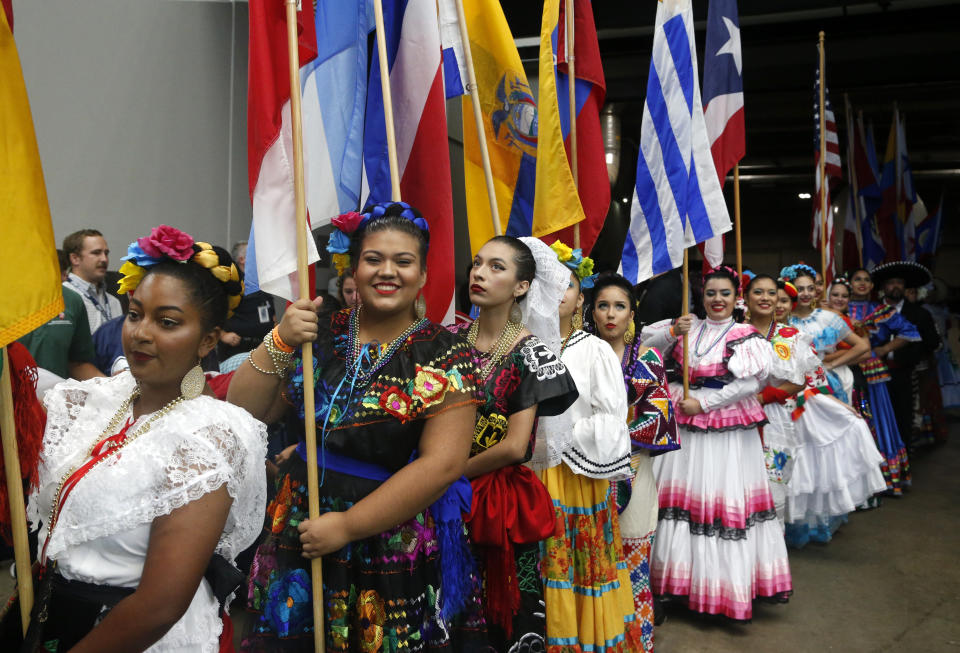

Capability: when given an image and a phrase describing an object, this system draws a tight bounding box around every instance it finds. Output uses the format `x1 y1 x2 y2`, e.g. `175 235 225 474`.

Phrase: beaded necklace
43 388 185 562
693 318 736 358
751 319 777 342
346 305 427 387
467 317 523 381
559 324 577 356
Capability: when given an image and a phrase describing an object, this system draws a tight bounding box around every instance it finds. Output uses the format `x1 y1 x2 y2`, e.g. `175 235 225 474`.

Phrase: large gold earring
571 311 583 331
415 293 426 319
180 363 205 400
623 320 636 345
509 299 523 324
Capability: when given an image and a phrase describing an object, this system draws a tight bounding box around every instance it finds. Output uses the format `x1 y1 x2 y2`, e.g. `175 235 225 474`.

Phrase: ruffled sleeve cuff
562 412 632 480
726 332 772 381
640 319 677 352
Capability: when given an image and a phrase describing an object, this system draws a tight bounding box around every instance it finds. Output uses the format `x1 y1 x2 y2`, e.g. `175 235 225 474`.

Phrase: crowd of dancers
2 201 951 652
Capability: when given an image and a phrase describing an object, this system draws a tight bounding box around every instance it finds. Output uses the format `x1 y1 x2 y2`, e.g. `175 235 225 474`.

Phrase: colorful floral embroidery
264 568 313 638
356 590 386 651
778 326 799 338
379 386 414 422
412 365 449 407
774 342 792 360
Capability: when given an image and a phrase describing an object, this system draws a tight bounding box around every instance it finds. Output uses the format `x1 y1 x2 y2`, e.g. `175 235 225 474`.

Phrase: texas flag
246 0 321 300
363 0 456 324
700 0 745 268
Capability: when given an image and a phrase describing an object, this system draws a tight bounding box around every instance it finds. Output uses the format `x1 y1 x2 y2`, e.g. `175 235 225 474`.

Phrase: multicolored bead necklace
346 305 427 387
693 319 736 358
467 316 523 381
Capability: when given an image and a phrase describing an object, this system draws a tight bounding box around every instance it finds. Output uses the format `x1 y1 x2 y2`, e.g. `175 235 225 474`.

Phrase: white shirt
65 272 123 333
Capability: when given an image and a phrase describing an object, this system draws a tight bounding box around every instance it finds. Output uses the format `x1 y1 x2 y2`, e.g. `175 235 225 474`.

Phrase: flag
811 67 842 283
540 0 609 255
904 195 926 262
841 185 861 271
532 0 588 240
363 0 455 323
0 4 63 347
459 0 538 253
700 0 745 268
246 0 321 300
438 0 468 98
619 0 732 284
875 108 910 261
897 114 918 260
301 2 374 223
915 193 944 266
850 112 885 267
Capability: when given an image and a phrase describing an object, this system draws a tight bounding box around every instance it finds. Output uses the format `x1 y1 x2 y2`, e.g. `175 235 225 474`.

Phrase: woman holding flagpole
230 203 485 652
451 236 577 653
641 265 792 622
586 271 679 651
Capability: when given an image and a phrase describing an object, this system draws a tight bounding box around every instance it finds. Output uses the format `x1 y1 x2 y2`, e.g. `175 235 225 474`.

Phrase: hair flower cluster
327 202 430 276
137 225 195 262
550 240 597 289
779 263 817 282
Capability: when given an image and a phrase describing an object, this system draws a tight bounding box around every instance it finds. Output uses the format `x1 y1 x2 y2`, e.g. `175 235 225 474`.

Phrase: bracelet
272 326 295 353
669 325 676 338
247 350 280 376
263 331 294 373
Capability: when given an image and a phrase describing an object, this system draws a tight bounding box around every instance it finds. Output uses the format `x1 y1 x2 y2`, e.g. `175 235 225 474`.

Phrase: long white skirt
651 426 792 621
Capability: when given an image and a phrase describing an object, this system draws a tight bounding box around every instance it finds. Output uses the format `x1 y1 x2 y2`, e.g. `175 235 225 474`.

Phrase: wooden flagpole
1 347 33 634
818 31 828 281
682 250 690 400
283 2 324 651
733 164 743 284
845 95 864 268
374 0 402 201
454 0 502 236
565 0 580 249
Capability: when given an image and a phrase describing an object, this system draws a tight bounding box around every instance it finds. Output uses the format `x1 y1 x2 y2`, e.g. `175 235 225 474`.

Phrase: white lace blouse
28 372 267 652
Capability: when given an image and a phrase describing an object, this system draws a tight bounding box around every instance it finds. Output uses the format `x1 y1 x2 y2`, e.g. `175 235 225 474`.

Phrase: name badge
258 304 271 323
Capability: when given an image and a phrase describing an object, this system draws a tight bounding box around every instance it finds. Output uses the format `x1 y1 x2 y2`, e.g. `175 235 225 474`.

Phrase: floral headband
549 241 596 289
830 275 852 290
117 225 244 317
777 279 799 305
327 201 430 275
779 263 818 282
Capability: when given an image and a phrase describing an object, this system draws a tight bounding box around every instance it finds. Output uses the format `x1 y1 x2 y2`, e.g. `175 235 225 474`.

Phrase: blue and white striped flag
619 0 731 284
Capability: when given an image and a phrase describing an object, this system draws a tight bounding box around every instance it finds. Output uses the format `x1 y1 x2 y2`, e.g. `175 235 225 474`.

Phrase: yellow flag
532 0 586 238
461 0 538 255
0 8 62 348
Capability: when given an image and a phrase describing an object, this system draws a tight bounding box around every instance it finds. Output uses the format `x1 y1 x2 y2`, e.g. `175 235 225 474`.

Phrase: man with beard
62 228 123 334
871 261 940 451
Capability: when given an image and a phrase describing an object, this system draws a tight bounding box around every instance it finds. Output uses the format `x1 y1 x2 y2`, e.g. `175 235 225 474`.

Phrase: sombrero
870 260 932 288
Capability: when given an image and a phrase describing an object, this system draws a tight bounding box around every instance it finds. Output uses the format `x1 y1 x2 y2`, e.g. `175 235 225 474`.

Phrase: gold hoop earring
180 363 205 400
509 299 523 324
415 293 426 319
571 311 583 331
623 320 636 345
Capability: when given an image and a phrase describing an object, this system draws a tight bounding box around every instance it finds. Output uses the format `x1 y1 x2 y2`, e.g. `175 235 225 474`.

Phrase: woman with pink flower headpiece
13 225 266 652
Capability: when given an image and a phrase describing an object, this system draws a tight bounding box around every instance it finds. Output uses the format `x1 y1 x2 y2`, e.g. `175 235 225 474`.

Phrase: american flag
811 68 843 283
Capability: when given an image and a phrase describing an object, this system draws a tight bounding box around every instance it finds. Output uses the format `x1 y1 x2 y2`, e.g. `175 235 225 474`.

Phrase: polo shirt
18 287 96 378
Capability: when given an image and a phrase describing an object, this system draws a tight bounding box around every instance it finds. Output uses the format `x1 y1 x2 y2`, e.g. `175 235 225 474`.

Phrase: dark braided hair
140 243 241 331
350 201 430 269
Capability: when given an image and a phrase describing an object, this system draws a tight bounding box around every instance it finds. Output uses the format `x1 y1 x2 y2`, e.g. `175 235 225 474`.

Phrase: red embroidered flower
491 367 521 401
413 366 449 407
137 225 195 261
778 326 799 338
332 211 365 235
379 386 414 422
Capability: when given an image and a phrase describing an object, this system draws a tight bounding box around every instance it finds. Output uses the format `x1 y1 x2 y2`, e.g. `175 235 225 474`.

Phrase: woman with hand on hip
451 236 577 652
532 246 643 652
587 272 679 651
229 202 484 651
23 226 266 652
641 266 791 622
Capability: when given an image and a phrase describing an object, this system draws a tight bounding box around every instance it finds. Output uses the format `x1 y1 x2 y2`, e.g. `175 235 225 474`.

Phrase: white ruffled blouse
556 331 632 480
28 372 267 652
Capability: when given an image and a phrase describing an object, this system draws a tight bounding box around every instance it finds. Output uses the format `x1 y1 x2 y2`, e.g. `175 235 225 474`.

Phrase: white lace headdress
518 237 574 470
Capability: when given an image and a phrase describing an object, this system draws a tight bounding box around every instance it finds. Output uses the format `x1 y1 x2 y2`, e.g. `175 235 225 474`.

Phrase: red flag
543 0 609 255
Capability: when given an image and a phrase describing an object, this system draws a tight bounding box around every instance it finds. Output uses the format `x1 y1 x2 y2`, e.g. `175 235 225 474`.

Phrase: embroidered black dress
242 309 483 652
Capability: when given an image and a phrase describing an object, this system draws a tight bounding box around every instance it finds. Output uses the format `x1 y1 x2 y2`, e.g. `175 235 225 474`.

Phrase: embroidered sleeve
507 338 578 417
628 348 680 454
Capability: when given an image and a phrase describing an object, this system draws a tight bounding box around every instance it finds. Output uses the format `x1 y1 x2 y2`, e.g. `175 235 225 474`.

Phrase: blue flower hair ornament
549 241 597 289
779 263 818 282
326 201 430 274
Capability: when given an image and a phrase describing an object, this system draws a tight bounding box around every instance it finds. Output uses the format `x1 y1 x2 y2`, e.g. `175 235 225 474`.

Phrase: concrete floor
3 421 958 652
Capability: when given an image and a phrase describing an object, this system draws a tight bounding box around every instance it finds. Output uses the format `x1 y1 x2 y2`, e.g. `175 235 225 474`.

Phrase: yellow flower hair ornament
550 240 597 289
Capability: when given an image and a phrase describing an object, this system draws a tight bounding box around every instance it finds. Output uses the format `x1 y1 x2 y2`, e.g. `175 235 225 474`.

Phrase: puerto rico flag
700 0 744 269
363 0 455 324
